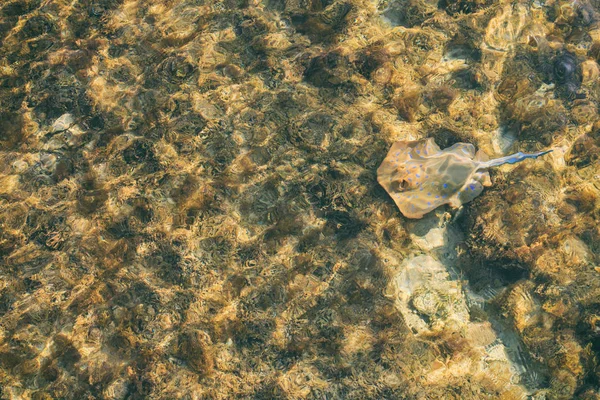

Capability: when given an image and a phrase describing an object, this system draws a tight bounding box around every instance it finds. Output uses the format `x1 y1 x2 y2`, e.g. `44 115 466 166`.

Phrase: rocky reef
0 0 599 398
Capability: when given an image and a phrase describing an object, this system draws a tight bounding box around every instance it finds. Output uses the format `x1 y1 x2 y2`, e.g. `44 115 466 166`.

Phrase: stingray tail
481 149 553 168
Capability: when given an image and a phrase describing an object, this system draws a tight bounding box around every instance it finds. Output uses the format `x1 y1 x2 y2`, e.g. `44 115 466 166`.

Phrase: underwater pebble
39 153 57 171
11 159 29 173
411 225 446 250
581 59 600 84
492 126 517 154
52 113 75 132
194 98 222 120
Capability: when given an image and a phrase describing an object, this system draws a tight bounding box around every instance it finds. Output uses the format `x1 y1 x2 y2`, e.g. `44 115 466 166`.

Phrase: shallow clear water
0 0 599 398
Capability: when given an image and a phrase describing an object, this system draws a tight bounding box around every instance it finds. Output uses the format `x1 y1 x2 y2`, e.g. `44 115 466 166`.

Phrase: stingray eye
390 180 408 192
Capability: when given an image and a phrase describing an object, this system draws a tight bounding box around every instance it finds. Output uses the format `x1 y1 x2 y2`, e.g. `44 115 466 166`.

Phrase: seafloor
0 0 599 398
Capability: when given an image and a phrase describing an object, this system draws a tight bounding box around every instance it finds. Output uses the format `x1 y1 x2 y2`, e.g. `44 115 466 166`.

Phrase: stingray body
377 138 552 219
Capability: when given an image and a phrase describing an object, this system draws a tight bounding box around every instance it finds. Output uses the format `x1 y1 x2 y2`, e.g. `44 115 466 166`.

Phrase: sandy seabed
1 0 600 398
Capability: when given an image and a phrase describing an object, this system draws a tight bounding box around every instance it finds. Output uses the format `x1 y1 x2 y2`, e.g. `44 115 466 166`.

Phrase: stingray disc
377 138 492 219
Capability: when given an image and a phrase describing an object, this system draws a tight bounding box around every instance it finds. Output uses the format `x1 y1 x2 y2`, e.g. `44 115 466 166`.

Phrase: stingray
377 138 552 219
